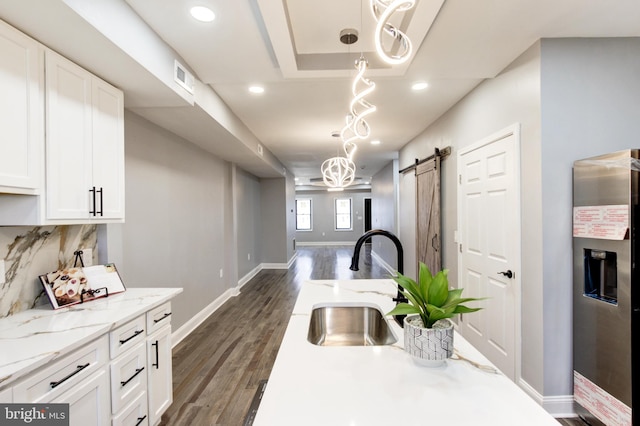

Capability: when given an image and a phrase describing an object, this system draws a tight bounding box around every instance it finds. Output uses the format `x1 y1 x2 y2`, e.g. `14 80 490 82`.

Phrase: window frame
295 198 313 231
334 197 353 231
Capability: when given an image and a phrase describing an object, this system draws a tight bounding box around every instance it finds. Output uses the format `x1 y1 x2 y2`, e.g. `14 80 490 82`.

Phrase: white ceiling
3 0 640 184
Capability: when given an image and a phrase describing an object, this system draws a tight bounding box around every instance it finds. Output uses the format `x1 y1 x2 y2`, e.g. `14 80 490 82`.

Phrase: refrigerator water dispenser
584 249 617 304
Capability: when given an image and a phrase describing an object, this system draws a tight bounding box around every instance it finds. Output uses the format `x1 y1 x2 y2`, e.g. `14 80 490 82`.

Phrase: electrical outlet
248 253 251 261
0 260 5 284
82 248 93 266
219 269 224 278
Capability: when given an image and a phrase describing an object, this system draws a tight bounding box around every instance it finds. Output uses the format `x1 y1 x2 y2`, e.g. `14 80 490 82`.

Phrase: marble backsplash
0 225 97 318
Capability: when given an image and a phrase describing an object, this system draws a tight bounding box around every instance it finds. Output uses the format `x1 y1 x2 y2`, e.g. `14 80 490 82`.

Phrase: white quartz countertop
253 279 559 425
0 287 182 387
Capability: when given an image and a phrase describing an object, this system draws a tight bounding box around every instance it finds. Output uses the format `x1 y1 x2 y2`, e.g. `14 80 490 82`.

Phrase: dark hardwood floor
162 245 587 426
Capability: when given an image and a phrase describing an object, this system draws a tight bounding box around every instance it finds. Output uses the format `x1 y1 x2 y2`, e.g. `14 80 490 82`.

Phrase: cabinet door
0 20 43 193
147 326 173 425
45 49 93 220
52 369 110 426
92 78 124 219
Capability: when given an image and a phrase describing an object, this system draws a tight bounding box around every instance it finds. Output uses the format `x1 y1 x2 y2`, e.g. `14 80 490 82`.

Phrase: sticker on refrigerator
573 205 629 240
574 371 631 426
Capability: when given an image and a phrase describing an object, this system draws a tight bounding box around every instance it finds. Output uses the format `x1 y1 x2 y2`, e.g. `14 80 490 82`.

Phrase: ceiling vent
174 60 194 94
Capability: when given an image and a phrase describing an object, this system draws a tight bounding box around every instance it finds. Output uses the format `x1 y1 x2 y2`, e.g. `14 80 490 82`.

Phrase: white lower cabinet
112 391 148 426
9 302 174 426
147 325 172 425
52 369 111 426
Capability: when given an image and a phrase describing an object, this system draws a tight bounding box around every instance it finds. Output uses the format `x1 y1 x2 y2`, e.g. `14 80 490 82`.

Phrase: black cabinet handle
120 367 145 387
135 415 147 426
50 363 90 388
153 312 171 324
89 187 96 216
119 329 144 345
96 187 103 216
152 341 159 369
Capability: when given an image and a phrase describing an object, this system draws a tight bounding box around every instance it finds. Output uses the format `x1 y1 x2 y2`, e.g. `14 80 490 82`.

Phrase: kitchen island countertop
253 279 560 425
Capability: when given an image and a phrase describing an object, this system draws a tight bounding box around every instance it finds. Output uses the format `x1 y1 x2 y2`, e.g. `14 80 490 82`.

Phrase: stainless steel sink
307 303 397 346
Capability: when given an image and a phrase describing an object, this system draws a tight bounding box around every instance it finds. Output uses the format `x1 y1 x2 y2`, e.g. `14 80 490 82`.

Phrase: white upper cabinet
45 49 124 222
0 19 43 194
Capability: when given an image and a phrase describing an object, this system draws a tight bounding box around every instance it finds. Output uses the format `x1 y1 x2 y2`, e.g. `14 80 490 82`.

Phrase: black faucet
350 229 407 326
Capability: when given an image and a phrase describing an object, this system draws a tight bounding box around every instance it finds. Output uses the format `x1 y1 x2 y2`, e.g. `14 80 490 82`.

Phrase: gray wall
295 189 371 244
398 37 640 408
260 178 288 264
371 160 401 272
236 168 262 277
399 42 545 392
539 37 640 395
104 111 236 332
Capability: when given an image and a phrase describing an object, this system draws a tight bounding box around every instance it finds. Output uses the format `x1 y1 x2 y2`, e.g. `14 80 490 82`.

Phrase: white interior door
457 124 521 381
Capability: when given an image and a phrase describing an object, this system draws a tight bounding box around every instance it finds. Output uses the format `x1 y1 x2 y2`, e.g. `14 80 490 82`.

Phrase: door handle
498 270 514 279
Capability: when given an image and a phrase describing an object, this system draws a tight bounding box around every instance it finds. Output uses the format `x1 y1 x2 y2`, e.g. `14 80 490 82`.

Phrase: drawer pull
153 312 172 323
119 329 144 345
135 415 147 426
152 341 159 369
50 363 90 389
121 367 145 387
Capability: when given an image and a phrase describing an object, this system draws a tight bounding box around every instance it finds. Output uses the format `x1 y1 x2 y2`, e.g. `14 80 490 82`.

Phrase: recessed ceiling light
249 85 265 94
371 139 381 145
190 6 215 22
411 81 429 91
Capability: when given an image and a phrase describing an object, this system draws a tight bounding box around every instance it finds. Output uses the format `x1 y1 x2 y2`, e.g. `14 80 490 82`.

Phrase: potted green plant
387 262 483 366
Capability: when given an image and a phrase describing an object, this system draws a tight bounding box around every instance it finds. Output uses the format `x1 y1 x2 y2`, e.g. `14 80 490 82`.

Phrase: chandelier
371 0 415 65
340 57 376 149
321 155 356 189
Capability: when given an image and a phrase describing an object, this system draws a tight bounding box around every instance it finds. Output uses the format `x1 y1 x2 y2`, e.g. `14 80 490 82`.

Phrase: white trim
371 250 398 277
238 264 262 289
457 122 523 384
171 287 239 348
262 252 299 270
296 241 356 246
518 378 576 418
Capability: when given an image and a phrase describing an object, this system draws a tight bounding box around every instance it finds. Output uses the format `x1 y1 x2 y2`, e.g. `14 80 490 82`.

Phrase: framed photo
40 263 126 309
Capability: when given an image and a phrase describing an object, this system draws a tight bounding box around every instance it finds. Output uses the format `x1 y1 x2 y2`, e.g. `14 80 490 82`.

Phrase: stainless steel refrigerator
573 149 639 426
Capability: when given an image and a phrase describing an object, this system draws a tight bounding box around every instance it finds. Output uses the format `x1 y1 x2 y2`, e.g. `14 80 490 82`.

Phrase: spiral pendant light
371 0 415 65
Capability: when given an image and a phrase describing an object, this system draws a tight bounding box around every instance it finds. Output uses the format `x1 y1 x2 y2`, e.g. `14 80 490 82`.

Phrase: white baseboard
238 264 262 289
371 250 398 276
296 241 356 246
171 286 239 348
173 253 300 347
518 378 576 418
262 251 298 270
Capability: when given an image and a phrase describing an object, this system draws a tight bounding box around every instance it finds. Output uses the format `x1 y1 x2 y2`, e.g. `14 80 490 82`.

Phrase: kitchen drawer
110 315 146 359
110 342 147 414
146 302 172 335
112 390 148 426
13 335 108 403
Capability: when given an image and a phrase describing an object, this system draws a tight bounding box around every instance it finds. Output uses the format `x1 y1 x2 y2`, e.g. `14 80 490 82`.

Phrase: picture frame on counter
39 263 126 309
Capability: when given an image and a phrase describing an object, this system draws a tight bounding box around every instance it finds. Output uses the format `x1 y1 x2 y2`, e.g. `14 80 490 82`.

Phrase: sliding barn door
415 157 441 277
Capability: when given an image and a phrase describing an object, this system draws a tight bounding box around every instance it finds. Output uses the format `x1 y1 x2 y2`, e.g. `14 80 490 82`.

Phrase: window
296 198 312 230
335 198 352 230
